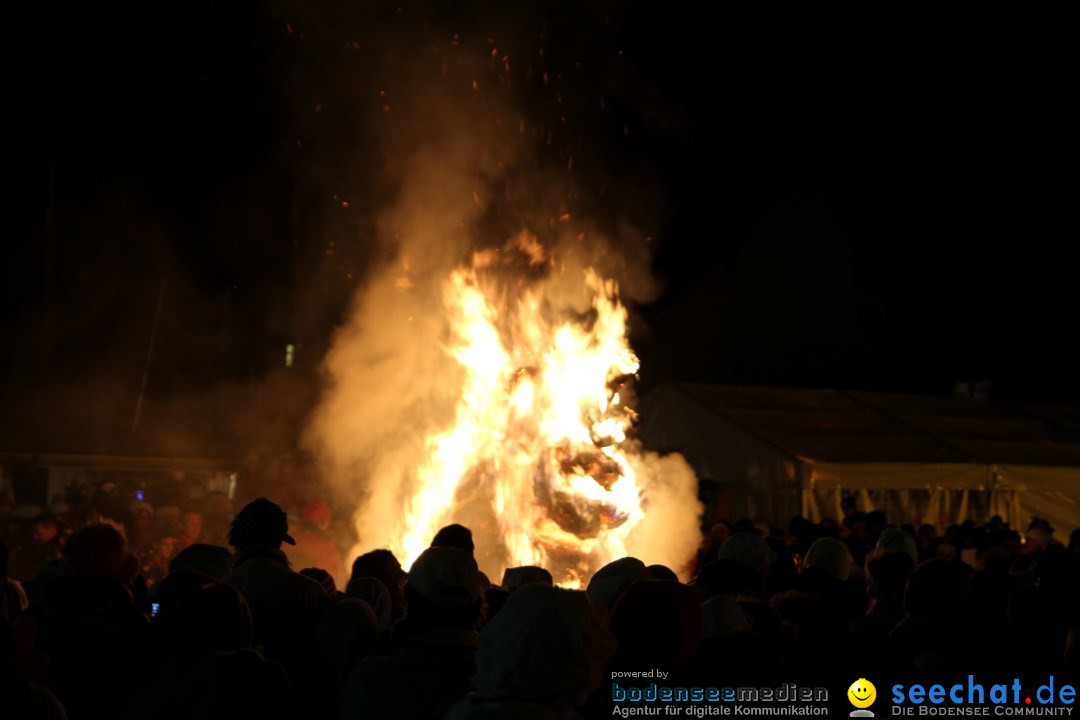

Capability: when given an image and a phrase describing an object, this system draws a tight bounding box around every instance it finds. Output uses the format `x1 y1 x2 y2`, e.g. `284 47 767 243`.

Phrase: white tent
640 383 1080 536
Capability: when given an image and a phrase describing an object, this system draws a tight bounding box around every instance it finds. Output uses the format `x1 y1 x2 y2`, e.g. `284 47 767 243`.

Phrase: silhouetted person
9 517 61 583
715 533 775 597
124 581 288 720
1 540 28 620
350 549 406 623
226 498 330 718
447 584 615 719
176 510 204 551
886 558 974 677
29 523 148 719
300 567 340 600
608 580 701 675
316 598 377 689
849 550 914 644
1 613 68 719
797 537 866 628
344 576 393 651
341 547 483 720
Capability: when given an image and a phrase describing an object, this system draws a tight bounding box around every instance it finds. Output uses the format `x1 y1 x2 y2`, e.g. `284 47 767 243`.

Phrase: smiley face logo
848 678 876 709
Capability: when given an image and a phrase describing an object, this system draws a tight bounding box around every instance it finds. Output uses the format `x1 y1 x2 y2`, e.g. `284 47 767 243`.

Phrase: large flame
393 238 649 585
311 229 702 587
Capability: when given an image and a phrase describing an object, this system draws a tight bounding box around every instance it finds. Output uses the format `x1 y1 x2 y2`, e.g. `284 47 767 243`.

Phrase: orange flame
383 237 651 585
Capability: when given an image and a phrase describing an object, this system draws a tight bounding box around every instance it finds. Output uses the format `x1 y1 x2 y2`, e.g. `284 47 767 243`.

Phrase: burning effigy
309 228 701 586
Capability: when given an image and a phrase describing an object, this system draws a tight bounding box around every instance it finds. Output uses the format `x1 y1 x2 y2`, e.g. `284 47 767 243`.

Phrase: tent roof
672 384 970 464
847 391 1080 466
669 383 1080 468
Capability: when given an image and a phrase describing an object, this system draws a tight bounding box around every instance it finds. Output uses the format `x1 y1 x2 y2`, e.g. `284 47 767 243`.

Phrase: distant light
228 473 237 500
285 344 295 367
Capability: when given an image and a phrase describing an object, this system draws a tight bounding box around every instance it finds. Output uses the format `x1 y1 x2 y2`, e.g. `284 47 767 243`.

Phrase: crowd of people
2 478 1079 719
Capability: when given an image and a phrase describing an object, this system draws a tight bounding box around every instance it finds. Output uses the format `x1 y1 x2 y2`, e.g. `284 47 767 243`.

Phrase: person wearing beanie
500 565 553 593
585 557 650 610
341 546 484 720
445 584 615 719
873 527 919 565
796 537 866 632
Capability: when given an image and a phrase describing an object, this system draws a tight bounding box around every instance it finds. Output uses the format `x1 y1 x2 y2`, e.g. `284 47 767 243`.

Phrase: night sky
4 2 1076 457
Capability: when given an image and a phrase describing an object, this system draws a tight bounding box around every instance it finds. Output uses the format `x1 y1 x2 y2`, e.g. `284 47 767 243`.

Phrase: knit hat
803 537 854 581
716 533 776 573
227 498 295 550
169 543 235 581
501 565 553 592
874 528 918 564
585 557 650 608
407 546 482 607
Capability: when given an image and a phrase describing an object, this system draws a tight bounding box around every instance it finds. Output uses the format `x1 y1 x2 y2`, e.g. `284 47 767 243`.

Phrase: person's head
131 502 154 532
344 576 393 633
803 537 853 581
845 513 869 541
646 564 679 583
403 546 483 633
585 557 650 610
168 582 253 661
299 567 336 597
431 523 475 555
771 590 827 642
180 510 203 541
905 558 966 620
874 527 918 565
501 565 553 592
866 549 915 605
692 559 760 598
1024 520 1054 554
717 533 776 577
700 595 751 639
63 522 139 582
168 543 234 581
705 522 731 550
33 516 59 544
351 549 405 618
227 498 295 554
610 580 701 668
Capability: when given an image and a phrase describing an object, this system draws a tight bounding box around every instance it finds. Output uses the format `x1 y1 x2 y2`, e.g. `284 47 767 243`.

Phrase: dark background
4 2 1075 458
